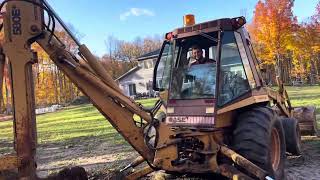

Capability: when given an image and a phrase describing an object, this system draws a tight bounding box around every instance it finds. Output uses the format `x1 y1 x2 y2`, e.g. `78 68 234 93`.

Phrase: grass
285 86 320 125
0 87 319 153
0 98 158 153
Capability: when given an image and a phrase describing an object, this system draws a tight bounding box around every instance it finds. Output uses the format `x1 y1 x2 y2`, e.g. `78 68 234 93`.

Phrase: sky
47 0 319 57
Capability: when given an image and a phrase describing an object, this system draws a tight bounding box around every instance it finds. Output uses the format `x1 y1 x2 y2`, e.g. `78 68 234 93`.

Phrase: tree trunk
53 66 59 104
6 60 12 114
0 56 5 113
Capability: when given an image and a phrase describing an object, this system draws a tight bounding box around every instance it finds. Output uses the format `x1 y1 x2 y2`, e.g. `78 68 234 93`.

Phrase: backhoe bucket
293 106 318 136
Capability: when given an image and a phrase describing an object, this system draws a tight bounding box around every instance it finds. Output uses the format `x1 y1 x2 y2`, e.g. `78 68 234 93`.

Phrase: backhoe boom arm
0 1 164 178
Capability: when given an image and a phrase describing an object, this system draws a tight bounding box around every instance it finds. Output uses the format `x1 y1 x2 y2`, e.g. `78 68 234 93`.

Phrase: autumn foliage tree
248 0 320 85
0 27 163 113
102 35 162 79
248 0 296 83
0 27 83 112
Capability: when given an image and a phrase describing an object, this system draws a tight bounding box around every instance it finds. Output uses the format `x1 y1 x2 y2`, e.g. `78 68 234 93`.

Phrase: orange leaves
31 30 80 106
248 0 320 84
249 0 295 64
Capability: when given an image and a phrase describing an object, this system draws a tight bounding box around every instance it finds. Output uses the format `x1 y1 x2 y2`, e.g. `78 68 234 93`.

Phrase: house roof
117 48 169 81
137 49 161 61
116 66 140 81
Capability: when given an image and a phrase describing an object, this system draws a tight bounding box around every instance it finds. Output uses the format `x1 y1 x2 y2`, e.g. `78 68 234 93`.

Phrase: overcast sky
47 0 319 57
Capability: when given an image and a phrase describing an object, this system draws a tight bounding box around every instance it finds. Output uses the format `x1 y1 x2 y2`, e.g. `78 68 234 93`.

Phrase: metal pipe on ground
220 146 271 180
120 156 145 172
125 165 154 180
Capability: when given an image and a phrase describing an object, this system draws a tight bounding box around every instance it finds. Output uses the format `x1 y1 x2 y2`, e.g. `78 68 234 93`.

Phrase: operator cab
153 16 258 128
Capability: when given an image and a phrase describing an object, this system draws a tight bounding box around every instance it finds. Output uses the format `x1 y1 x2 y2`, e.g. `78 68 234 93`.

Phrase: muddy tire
232 107 286 179
282 117 302 155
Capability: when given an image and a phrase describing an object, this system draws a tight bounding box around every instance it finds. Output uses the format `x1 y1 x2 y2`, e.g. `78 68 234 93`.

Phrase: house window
139 61 144 68
128 84 136 96
157 79 163 88
144 60 152 69
146 82 151 91
153 58 157 67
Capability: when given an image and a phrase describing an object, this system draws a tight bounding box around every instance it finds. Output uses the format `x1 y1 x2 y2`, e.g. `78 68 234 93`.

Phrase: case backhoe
0 1 317 180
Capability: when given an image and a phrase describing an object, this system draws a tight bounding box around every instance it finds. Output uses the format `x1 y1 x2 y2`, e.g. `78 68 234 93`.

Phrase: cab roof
168 17 246 39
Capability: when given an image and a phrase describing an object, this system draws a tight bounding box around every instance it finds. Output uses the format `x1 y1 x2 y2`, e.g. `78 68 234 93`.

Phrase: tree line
0 30 162 114
248 0 320 85
0 0 319 113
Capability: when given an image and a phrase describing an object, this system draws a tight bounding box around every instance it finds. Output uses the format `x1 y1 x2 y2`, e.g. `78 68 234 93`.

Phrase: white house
116 49 161 98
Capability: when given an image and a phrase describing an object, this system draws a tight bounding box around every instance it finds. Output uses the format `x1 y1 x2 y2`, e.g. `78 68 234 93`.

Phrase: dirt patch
286 136 320 180
35 140 137 178
1 136 319 179
87 137 320 179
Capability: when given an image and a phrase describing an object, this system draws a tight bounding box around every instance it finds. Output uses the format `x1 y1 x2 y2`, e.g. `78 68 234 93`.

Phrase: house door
128 84 136 96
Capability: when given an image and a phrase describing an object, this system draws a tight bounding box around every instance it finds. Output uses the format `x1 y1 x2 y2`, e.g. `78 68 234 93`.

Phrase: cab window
169 32 218 99
218 31 250 106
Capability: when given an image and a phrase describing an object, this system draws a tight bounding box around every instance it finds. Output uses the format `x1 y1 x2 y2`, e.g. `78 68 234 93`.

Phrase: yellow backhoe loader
0 1 317 179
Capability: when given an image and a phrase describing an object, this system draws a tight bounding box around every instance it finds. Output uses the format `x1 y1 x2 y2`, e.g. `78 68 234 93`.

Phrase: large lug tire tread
282 117 302 155
232 106 286 180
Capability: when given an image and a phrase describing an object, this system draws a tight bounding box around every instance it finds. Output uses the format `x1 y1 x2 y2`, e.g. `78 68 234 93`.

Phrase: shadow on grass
0 139 14 154
36 113 106 128
36 132 133 162
34 133 137 177
289 94 320 101
1 132 136 172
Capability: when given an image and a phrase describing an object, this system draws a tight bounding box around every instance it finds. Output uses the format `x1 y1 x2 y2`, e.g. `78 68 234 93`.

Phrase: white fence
35 104 62 115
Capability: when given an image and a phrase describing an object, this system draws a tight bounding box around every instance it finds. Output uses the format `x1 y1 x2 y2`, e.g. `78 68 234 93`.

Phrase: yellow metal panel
217 95 270 114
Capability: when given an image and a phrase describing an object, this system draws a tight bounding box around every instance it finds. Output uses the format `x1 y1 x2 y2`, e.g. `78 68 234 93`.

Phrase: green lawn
286 86 320 115
0 87 319 153
0 98 158 153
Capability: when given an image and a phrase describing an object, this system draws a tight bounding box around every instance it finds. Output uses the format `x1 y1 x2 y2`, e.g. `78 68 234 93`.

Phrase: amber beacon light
183 14 195 27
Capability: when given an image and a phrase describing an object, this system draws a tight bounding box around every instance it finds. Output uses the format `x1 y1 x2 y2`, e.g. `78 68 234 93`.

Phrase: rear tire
282 117 301 155
232 106 286 179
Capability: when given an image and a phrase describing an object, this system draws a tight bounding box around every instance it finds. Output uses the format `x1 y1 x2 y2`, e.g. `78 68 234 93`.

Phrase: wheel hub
271 127 281 171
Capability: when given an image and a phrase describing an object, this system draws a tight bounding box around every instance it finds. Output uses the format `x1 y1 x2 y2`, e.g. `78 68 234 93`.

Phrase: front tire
232 106 286 179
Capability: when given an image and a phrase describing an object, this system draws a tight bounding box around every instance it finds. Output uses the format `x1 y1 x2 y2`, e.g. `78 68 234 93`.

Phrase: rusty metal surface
266 87 291 117
154 129 220 173
78 44 122 93
1 1 43 178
